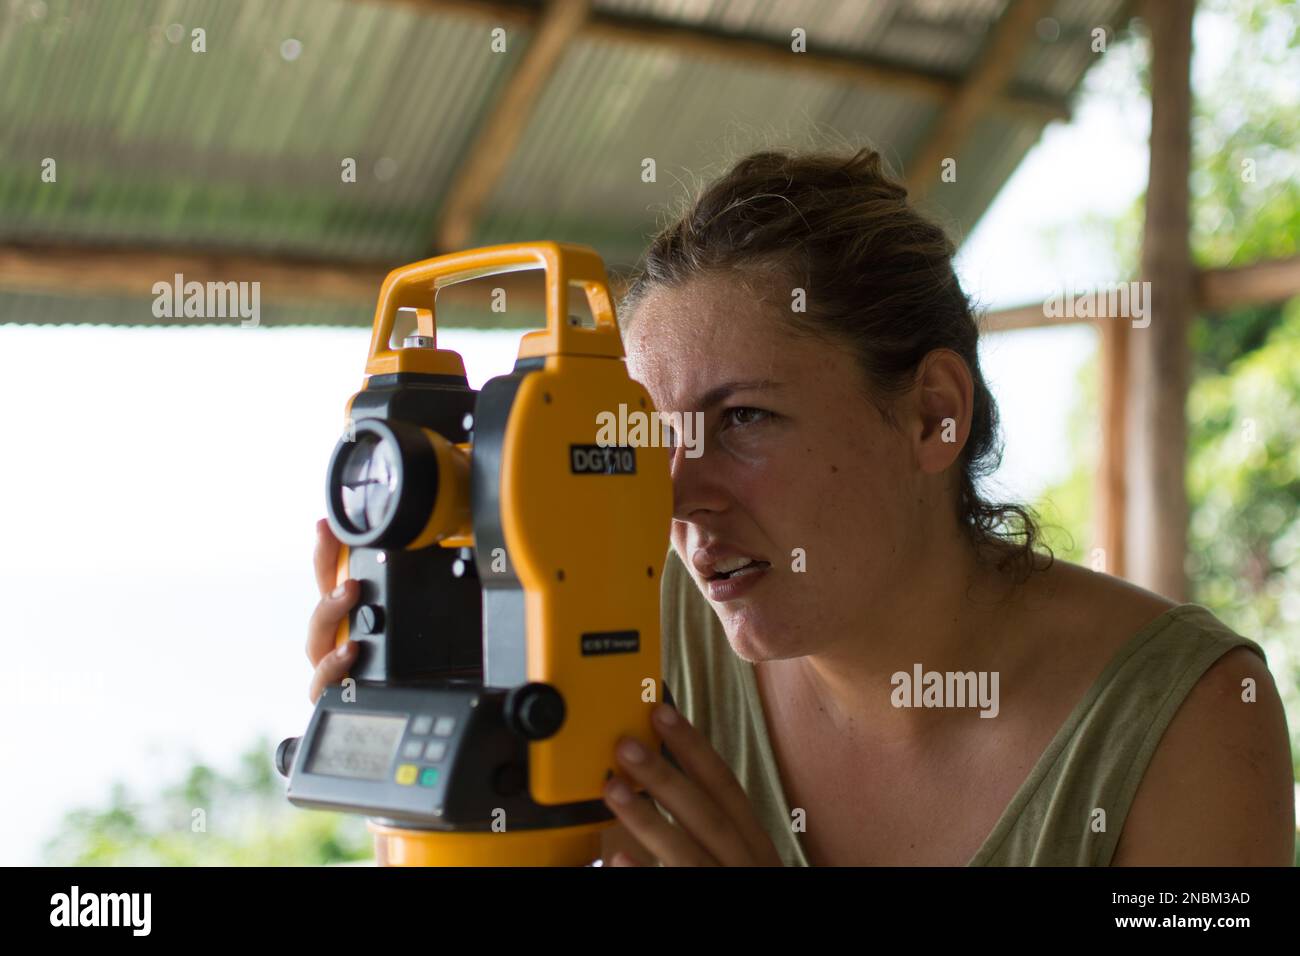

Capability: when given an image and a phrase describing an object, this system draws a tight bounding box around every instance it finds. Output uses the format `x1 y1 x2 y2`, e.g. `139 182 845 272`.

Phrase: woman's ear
911 349 974 475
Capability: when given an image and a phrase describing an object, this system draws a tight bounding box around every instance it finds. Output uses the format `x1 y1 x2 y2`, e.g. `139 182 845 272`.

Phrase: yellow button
395 764 418 785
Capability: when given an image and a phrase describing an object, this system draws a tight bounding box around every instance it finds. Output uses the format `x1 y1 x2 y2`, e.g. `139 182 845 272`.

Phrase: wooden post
1095 317 1128 578
1127 0 1195 599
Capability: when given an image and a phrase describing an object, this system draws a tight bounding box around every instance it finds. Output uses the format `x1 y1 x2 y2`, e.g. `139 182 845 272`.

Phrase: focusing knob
275 737 300 778
504 683 565 740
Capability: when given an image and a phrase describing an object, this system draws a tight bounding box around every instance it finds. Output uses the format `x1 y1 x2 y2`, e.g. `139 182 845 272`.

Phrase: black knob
275 737 300 778
504 683 565 740
492 762 526 797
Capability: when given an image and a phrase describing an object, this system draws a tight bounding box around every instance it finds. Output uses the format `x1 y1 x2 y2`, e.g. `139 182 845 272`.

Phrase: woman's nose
670 441 728 520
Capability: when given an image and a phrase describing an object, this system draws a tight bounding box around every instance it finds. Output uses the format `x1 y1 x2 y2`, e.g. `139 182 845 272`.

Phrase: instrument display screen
305 711 407 781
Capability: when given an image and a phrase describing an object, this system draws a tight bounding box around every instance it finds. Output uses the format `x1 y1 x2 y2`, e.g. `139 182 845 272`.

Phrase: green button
419 767 439 787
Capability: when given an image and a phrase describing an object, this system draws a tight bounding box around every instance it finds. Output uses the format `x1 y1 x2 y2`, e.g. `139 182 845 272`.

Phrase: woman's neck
776 530 1034 740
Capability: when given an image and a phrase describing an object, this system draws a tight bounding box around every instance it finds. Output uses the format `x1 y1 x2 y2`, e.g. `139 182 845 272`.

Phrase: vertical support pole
1095 317 1129 579
1128 0 1195 599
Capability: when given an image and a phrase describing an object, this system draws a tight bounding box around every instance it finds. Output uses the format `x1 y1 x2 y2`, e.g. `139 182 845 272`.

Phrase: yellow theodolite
276 242 672 866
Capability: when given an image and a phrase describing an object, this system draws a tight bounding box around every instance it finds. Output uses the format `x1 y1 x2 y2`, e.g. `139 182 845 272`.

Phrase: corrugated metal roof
0 0 515 260
941 110 1047 244
1014 0 1126 97
0 0 1135 326
595 0 1129 95
594 0 1003 73
471 30 952 264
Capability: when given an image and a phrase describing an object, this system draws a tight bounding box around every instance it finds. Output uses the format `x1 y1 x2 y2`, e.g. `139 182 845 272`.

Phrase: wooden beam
4 242 1295 325
0 243 388 305
980 302 1098 334
433 0 591 252
1197 254 1300 311
365 0 533 23
907 0 1057 201
980 255 1300 333
1127 0 1195 600
0 242 633 325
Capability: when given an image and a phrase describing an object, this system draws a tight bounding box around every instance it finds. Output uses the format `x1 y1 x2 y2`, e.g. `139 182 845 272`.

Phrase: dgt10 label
570 444 637 475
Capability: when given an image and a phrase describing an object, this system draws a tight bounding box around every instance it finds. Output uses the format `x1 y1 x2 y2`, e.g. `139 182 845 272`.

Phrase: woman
305 147 1294 866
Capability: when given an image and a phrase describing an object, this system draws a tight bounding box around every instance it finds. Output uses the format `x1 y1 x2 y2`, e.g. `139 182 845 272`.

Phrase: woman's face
624 272 933 663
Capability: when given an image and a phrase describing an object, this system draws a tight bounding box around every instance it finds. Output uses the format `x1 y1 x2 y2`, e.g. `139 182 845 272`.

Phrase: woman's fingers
609 704 784 866
309 639 359 704
654 703 780 861
307 518 359 704
313 518 341 598
603 772 717 866
607 736 750 865
305 579 359 668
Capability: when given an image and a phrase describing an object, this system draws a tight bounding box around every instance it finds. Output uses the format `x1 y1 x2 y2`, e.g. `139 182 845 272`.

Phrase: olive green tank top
658 546 1268 866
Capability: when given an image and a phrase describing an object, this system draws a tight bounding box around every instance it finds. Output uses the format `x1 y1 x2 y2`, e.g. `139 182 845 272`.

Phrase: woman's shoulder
1014 558 1271 710
1023 559 1292 864
1014 558 1247 675
1107 615 1292 863
1025 557 1177 640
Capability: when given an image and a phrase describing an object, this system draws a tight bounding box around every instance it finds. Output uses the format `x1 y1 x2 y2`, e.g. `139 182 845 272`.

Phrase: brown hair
619 146 1051 581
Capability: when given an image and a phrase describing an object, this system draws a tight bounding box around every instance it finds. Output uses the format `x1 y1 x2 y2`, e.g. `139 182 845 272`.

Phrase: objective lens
326 417 443 548
339 433 399 532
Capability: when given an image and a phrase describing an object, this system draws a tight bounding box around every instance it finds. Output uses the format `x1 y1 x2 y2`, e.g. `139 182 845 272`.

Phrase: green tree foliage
1186 300 1300 781
1035 0 1300 795
42 737 372 866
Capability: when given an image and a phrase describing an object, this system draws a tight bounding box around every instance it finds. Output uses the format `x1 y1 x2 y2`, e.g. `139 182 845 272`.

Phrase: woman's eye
724 407 770 428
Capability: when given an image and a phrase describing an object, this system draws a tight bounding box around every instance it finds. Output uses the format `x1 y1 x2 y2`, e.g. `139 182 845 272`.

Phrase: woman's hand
306 518 360 703
602 702 785 866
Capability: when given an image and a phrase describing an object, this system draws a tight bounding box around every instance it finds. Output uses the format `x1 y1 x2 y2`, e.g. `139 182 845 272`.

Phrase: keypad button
395 764 418 786
433 716 456 737
410 715 433 736
419 768 439 787
424 740 447 762
401 740 424 759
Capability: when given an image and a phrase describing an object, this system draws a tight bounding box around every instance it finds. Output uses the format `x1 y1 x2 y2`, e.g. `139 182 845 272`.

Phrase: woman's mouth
703 556 771 601
709 556 770 580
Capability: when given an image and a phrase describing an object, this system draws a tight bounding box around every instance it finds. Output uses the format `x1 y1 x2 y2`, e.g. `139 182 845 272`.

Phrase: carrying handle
365 241 624 377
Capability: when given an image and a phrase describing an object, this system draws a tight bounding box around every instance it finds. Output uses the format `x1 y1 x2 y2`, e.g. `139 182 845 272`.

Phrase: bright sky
0 16 1207 864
